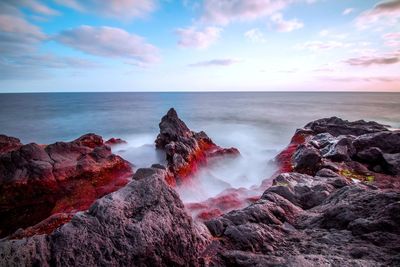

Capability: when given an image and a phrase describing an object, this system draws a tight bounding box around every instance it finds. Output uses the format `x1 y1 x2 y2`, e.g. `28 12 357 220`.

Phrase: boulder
0 133 132 238
292 144 322 175
0 168 209 266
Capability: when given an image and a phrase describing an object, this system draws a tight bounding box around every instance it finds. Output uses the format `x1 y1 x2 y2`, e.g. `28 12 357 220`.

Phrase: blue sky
0 0 399 92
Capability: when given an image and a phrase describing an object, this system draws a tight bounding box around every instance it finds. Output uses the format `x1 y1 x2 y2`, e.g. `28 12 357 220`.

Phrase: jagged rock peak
155 108 191 148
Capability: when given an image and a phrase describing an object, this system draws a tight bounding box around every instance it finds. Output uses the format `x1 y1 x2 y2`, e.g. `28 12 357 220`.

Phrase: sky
0 0 399 92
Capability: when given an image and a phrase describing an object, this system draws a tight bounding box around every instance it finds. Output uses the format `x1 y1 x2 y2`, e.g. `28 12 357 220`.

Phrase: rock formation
0 114 399 267
155 108 239 186
0 134 132 238
0 167 209 266
201 118 400 266
0 134 22 154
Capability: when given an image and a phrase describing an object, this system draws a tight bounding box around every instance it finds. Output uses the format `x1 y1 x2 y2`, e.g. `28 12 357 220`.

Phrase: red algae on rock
273 129 310 173
0 134 133 238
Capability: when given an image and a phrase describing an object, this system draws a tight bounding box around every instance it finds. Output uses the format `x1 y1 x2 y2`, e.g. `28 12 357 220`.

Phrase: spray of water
111 124 283 209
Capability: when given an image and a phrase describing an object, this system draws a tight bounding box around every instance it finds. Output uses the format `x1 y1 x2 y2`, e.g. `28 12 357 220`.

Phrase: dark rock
0 169 209 266
151 163 167 170
267 172 335 209
315 168 340 178
132 167 164 180
292 144 322 175
353 131 400 154
356 147 384 163
382 153 400 175
105 137 127 146
305 117 388 136
322 136 356 162
155 108 239 185
0 133 132 238
0 134 22 154
204 171 400 266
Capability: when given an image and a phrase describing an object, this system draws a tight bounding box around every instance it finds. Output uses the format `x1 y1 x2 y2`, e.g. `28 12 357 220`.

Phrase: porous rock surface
0 133 132 238
0 167 209 266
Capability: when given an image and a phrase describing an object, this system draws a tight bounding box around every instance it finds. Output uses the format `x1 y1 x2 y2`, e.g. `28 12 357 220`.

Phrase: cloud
296 41 348 51
270 13 303 32
54 0 156 20
201 0 290 25
0 0 59 16
189 58 241 67
0 15 45 38
356 0 400 28
176 27 222 49
0 14 47 57
383 32 400 47
342 8 354 15
0 54 99 80
344 51 400 66
318 29 348 39
56 26 160 64
244 28 267 43
320 76 400 83
200 0 317 25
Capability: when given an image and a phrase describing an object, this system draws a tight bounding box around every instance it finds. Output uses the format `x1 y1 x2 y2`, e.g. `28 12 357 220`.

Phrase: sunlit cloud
54 0 156 20
356 0 400 29
270 13 303 32
176 27 222 49
244 28 267 43
296 40 349 51
189 58 241 67
201 0 290 25
382 32 400 47
56 26 160 64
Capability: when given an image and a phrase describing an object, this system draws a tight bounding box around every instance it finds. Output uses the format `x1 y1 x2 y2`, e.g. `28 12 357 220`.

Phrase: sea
1 92 399 202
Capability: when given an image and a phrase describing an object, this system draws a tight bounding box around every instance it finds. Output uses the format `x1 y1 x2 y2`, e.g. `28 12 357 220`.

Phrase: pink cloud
296 41 349 51
54 0 156 20
270 13 303 32
56 26 160 64
356 0 400 28
344 51 400 66
244 28 267 43
201 0 290 25
189 58 241 67
383 32 400 47
200 0 317 25
176 27 222 49
0 15 45 38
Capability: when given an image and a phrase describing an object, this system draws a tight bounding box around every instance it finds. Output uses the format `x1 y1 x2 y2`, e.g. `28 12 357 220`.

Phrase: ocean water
1 92 399 202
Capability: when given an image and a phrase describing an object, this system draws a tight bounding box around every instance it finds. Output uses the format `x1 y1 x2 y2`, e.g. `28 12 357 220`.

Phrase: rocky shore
0 109 399 266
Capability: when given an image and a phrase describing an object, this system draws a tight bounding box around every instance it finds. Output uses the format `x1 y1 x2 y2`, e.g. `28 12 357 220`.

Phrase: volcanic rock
0 133 132 238
0 168 209 266
304 117 389 136
275 117 400 185
155 108 239 185
203 172 400 266
0 134 22 154
105 137 127 146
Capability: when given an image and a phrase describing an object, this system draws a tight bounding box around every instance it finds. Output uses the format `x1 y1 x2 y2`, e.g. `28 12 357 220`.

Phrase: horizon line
1 90 399 94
